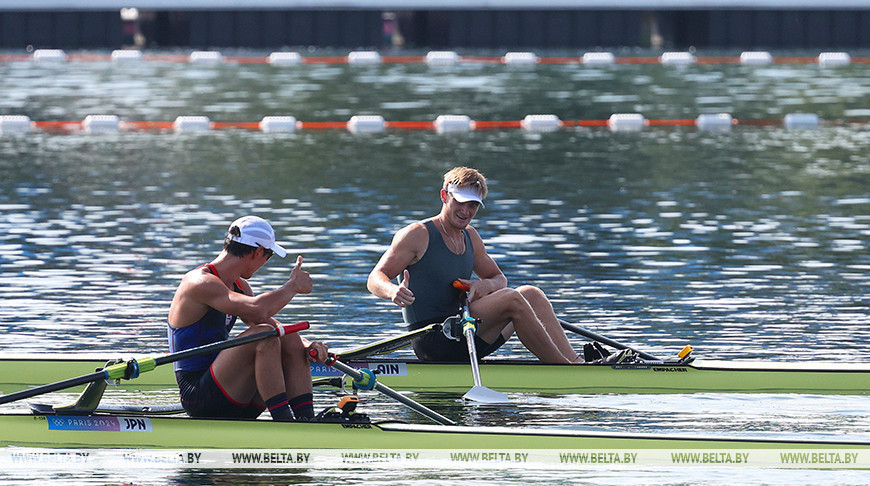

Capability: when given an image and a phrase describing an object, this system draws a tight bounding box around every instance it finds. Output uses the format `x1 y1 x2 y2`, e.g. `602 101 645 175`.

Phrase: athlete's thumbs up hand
289 255 312 294
392 269 415 308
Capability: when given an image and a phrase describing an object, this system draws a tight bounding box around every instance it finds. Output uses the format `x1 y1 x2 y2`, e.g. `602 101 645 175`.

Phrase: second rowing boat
2 353 868 396
1 412 869 470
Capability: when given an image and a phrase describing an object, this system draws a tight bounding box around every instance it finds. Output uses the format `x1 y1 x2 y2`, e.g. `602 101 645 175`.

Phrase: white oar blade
463 385 510 404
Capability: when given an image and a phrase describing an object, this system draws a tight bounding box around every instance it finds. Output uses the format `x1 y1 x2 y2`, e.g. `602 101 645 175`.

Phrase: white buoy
83 115 120 133
521 114 561 132
582 52 616 65
347 51 382 65
0 115 32 134
347 115 385 133
696 113 733 132
259 116 297 133
173 116 212 132
434 115 474 133
783 113 820 129
32 49 67 63
111 50 143 62
608 113 645 132
739 51 773 65
502 52 538 65
189 51 223 64
268 52 302 66
426 51 460 66
660 52 695 65
818 52 851 67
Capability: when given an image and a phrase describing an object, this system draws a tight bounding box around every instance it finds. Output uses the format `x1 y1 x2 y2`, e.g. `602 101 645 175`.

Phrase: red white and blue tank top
167 264 242 372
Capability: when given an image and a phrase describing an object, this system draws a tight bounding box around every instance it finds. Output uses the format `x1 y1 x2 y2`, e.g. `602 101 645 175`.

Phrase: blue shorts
410 316 507 363
175 367 265 419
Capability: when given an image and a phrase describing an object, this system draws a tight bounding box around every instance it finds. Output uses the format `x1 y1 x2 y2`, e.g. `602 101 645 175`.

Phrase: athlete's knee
255 334 281 355
248 323 275 333
244 324 278 353
279 332 305 357
499 287 535 315
517 285 548 305
517 285 544 298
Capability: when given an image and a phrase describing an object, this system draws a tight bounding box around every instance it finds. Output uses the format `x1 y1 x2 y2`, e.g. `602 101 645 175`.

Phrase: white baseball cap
446 183 485 207
228 216 287 258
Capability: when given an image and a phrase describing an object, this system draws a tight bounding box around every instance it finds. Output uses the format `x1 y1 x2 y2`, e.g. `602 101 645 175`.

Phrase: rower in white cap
168 215 327 422
368 167 634 365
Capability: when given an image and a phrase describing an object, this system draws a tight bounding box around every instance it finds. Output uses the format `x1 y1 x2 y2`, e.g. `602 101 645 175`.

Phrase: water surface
1 51 869 484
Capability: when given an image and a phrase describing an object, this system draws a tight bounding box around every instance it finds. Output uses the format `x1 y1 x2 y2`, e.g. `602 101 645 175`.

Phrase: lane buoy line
0 113 862 134
1 50 867 66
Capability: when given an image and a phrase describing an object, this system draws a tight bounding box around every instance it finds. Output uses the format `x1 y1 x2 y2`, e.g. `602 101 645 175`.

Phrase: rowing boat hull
2 354 869 395
1 414 868 469
322 358 870 395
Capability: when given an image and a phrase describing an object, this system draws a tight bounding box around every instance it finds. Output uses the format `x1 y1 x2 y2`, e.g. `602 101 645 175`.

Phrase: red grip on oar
277 321 309 336
452 280 471 292
309 348 337 365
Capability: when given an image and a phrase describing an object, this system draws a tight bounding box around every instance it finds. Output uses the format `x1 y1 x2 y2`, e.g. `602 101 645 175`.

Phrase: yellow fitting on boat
678 345 694 359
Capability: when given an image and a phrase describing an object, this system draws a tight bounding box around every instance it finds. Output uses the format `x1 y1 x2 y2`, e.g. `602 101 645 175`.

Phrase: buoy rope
2 53 869 65
4 116 863 134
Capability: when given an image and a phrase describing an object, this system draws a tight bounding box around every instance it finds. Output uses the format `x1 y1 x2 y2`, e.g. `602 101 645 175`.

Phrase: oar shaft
329 359 455 426
458 291 484 386
337 323 440 361
153 321 308 367
559 319 659 361
451 281 510 403
0 371 106 405
0 321 309 406
456 281 659 362
457 288 487 387
465 328 483 387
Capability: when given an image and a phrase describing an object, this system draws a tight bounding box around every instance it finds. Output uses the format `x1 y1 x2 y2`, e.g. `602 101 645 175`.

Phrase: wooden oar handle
452 280 470 292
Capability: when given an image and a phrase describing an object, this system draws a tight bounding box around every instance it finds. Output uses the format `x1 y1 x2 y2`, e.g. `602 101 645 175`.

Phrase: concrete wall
1 9 869 50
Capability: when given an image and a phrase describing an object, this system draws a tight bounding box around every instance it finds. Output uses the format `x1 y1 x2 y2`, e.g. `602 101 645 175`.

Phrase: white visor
228 216 287 258
447 183 485 207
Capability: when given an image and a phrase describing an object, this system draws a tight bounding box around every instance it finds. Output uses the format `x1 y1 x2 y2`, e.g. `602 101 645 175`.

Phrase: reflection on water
1 52 869 483
3 386 870 484
2 128 868 359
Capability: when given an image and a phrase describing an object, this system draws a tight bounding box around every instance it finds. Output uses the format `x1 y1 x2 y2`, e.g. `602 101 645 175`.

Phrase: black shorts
175 367 265 419
410 316 507 363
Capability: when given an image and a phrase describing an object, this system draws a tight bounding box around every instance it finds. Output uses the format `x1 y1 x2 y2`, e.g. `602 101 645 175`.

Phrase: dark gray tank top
402 220 475 327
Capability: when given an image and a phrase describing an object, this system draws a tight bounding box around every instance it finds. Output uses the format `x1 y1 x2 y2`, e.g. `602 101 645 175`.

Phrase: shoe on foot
591 348 636 364
583 343 602 361
313 395 370 423
593 342 611 358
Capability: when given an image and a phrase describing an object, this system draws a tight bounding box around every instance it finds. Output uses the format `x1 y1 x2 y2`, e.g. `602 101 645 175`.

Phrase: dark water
1 52 869 483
